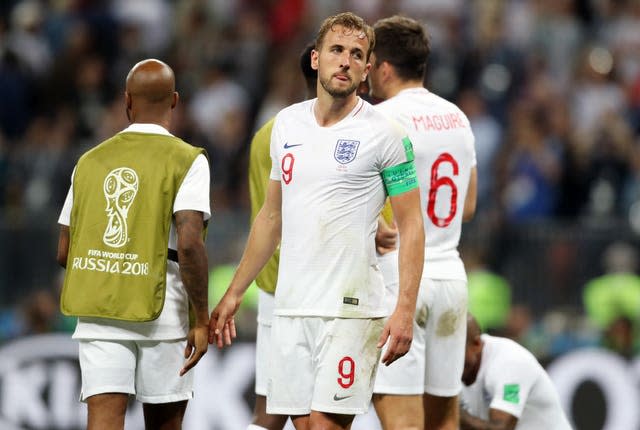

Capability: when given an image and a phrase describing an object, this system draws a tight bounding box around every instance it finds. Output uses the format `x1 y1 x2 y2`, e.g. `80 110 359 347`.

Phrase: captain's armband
402 136 415 162
382 161 418 196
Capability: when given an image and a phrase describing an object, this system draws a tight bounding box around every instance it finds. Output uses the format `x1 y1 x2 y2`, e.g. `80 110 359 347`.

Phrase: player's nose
338 51 351 68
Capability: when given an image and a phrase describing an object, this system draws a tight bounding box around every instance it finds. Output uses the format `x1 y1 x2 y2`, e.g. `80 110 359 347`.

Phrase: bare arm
175 210 209 325
224 179 281 297
460 408 518 430
175 209 210 375
57 226 70 268
378 188 424 365
209 179 282 346
463 166 477 222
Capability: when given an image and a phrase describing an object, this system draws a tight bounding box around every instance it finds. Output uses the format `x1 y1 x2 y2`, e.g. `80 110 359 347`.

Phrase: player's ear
362 62 371 81
311 49 319 71
125 91 133 121
171 91 179 109
382 61 392 80
472 334 482 349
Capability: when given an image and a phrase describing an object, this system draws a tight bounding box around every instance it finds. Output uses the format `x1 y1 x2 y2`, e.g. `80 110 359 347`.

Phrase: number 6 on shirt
427 152 459 227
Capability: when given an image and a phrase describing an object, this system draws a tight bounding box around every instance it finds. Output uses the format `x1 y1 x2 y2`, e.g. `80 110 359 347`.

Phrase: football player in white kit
210 12 425 430
368 16 478 430
461 314 573 430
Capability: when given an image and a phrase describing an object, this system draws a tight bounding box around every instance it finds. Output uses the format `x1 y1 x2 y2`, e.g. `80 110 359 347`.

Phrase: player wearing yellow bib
57 59 211 430
369 16 478 430
211 12 424 430
247 43 317 430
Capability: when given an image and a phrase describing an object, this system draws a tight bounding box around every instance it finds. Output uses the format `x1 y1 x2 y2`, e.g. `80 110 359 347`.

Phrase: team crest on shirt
334 139 360 164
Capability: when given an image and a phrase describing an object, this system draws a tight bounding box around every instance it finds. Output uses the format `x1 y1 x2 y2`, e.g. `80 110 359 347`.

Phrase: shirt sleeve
378 117 411 170
486 354 537 418
58 167 76 226
269 118 282 182
173 154 211 220
464 112 478 168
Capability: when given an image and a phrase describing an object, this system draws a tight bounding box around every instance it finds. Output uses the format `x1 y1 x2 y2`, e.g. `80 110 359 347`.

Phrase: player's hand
180 324 209 376
378 309 413 366
208 290 240 348
376 219 398 255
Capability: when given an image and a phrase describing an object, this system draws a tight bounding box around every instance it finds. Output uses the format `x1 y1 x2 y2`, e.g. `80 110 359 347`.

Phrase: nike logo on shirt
284 142 303 149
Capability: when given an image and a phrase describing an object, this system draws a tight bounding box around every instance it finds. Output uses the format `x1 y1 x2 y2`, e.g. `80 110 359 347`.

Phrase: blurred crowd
2 0 640 360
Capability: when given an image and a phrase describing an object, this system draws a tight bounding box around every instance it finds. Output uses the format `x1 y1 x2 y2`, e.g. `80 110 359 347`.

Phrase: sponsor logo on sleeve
503 384 520 404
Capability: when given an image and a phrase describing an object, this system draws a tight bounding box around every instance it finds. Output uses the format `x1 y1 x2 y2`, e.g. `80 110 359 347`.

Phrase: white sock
247 425 269 430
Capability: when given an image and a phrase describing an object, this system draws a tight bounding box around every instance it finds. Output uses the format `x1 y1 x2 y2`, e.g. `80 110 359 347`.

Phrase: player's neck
313 91 360 127
129 110 172 130
385 79 424 99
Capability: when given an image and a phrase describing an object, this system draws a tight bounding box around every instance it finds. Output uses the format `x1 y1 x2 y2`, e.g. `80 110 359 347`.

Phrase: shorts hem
373 386 424 396
137 391 194 404
311 403 367 415
266 406 310 415
81 386 133 402
424 385 462 397
255 388 267 396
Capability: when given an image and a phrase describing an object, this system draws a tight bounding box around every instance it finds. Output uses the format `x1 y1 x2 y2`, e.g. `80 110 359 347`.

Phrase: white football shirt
58 123 211 341
375 87 476 280
461 335 573 430
269 98 410 318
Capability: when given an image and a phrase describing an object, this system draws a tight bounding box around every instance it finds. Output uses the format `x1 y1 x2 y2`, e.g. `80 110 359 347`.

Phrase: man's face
312 25 371 99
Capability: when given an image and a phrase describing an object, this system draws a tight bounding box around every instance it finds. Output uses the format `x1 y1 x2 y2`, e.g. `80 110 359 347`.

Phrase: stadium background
1 0 640 429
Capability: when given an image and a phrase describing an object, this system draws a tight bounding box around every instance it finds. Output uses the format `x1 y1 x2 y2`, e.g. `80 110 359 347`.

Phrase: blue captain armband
382 161 418 196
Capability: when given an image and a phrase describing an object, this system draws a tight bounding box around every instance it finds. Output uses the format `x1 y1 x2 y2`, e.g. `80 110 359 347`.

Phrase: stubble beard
319 74 358 98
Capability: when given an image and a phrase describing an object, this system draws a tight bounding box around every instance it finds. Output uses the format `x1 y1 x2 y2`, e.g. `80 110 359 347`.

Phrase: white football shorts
267 316 384 415
78 338 193 403
255 289 276 396
374 275 467 397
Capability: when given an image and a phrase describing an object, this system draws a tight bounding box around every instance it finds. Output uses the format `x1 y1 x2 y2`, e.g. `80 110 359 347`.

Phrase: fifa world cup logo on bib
102 167 139 248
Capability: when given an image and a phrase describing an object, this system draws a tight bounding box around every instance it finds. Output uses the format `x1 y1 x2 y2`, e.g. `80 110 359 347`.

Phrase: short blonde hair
315 12 375 60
